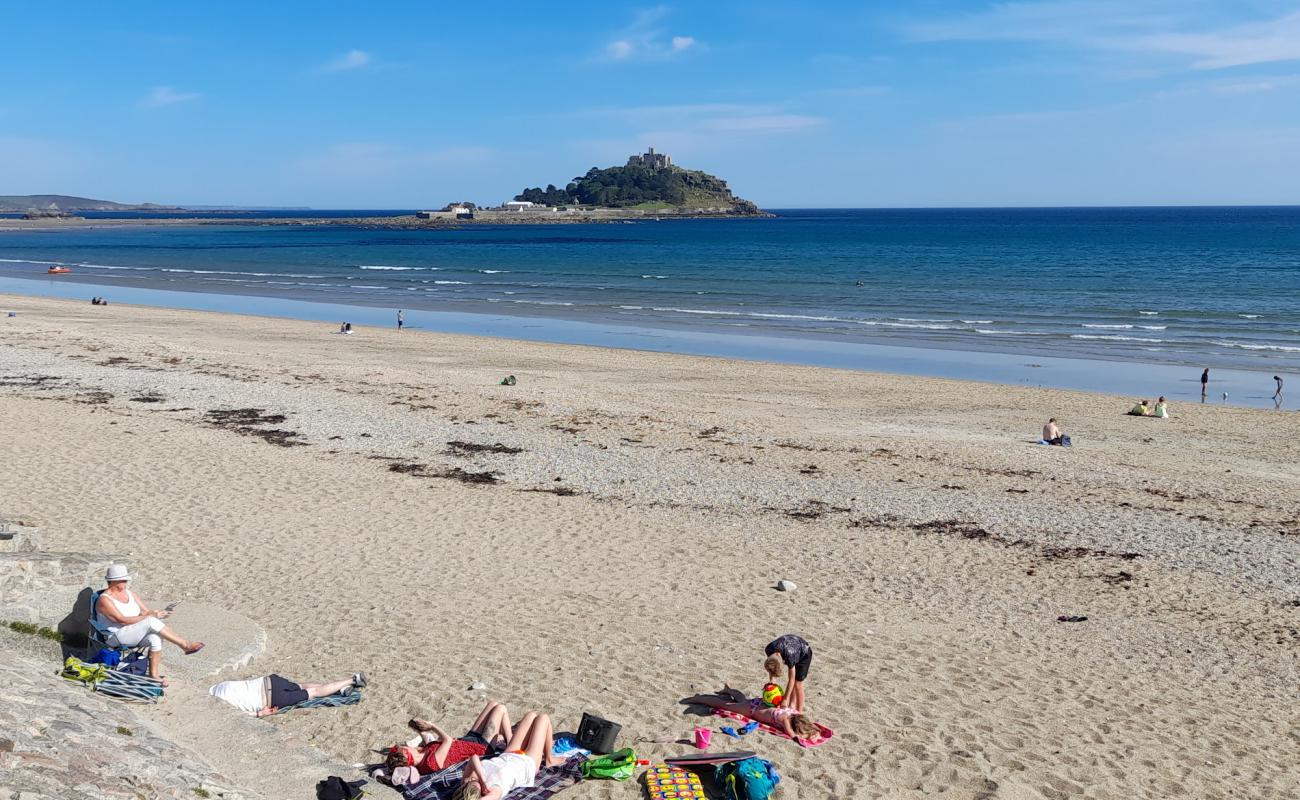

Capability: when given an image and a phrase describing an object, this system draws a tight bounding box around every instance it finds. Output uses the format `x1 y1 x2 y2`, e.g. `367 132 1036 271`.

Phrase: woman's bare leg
471 701 512 744
503 711 537 752
521 713 563 767
157 625 200 652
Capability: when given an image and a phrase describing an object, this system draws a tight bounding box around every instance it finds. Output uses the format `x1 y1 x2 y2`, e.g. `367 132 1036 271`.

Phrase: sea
1 207 1297 407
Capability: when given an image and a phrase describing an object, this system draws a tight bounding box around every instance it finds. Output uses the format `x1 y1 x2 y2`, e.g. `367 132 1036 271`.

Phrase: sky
4 1 1300 208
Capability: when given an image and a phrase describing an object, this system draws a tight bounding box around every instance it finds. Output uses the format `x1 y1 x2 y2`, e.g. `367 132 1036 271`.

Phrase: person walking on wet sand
397 309 404 330
1201 368 1209 402
1274 375 1284 401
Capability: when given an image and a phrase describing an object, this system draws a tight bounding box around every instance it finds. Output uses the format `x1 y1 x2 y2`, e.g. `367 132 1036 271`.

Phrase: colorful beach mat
642 764 706 800
713 707 835 747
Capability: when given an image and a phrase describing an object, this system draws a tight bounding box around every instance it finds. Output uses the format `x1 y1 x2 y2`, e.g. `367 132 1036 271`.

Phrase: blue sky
4 2 1300 207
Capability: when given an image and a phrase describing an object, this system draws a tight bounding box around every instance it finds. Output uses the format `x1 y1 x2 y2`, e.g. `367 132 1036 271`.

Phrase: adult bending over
95 564 204 683
386 699 513 777
682 692 821 742
452 712 567 800
210 671 366 716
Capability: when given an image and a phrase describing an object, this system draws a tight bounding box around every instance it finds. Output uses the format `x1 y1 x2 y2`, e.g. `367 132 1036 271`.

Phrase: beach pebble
777 579 797 592
469 680 486 691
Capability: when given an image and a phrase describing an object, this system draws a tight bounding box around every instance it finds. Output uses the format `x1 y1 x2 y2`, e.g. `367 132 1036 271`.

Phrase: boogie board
664 750 756 767
643 764 706 800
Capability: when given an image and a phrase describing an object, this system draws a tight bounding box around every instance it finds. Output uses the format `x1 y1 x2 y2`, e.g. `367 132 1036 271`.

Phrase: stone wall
0 551 115 642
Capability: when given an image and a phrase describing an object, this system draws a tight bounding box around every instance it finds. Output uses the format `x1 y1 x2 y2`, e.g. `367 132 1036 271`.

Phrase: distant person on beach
210 670 366 717
383 700 513 782
1153 396 1169 418
765 633 812 712
1201 368 1209 402
1274 376 1284 400
397 309 404 330
95 564 204 684
1128 399 1149 416
452 712 567 800
1043 418 1068 445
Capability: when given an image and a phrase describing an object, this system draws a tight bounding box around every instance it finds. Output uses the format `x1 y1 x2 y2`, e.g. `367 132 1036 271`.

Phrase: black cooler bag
577 712 622 754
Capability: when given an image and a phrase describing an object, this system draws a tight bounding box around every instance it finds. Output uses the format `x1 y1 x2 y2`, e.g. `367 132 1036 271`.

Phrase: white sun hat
105 564 132 583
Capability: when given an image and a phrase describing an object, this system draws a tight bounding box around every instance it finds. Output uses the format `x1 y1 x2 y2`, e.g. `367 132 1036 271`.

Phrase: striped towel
713 707 835 748
401 756 585 800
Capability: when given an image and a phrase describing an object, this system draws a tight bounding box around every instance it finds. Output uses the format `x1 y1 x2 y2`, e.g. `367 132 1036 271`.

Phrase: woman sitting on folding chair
95 564 204 685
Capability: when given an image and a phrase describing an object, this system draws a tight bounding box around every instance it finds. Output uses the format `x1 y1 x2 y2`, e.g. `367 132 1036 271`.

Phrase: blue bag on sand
91 648 121 667
716 756 780 800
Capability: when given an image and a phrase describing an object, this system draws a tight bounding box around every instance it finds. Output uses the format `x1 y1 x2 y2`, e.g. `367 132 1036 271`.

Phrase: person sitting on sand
1152 396 1169 418
1128 399 1149 416
1043 418 1067 445
384 700 513 779
452 712 568 800
765 633 812 712
682 691 821 742
209 671 366 716
95 564 204 684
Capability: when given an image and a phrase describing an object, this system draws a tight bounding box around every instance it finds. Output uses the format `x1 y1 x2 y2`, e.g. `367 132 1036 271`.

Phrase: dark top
765 634 812 667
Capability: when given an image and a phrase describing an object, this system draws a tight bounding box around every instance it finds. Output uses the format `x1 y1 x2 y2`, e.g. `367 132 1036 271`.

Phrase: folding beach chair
87 589 150 662
60 656 165 703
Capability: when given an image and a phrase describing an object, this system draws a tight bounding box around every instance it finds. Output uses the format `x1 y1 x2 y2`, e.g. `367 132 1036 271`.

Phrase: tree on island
514 163 757 211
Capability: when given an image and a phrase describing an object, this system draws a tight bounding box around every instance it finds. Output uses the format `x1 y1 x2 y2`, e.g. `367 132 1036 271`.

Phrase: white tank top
103 590 141 633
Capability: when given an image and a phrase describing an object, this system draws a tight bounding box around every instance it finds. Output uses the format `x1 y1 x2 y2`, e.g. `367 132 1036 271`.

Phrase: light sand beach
2 293 1297 799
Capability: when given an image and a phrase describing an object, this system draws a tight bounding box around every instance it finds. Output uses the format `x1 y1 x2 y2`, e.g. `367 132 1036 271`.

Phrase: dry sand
2 293 1297 799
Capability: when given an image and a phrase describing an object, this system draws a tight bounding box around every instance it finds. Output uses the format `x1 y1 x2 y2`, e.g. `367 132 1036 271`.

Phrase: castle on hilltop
626 147 672 170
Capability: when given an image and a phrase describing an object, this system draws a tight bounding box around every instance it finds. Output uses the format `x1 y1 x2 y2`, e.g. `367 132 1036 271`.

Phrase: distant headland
1 149 770 230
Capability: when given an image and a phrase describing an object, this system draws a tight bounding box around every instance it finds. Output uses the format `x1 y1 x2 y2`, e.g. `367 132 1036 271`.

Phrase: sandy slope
2 294 1297 800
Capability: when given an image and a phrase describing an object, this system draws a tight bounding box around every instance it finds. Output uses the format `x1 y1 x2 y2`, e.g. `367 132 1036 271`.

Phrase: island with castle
0 149 771 232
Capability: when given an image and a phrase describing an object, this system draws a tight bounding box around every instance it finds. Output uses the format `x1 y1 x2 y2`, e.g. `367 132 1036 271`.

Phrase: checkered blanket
400 756 585 800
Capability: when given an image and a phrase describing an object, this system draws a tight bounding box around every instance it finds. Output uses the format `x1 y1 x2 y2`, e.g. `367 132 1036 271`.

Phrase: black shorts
268 674 308 708
462 730 489 748
794 650 813 682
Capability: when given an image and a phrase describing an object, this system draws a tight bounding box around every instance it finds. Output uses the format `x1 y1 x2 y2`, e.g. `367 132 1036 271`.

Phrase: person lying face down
209 671 366 716
452 712 569 800
681 692 821 742
384 700 514 780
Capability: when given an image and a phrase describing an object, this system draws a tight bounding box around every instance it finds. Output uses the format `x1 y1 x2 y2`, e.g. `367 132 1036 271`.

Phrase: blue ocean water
1 208 1297 373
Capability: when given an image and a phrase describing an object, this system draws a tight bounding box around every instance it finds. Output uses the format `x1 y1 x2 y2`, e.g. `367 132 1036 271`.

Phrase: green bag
580 747 636 781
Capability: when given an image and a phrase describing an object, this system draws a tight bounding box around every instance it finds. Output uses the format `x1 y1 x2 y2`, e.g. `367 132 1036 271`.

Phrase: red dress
421 737 488 773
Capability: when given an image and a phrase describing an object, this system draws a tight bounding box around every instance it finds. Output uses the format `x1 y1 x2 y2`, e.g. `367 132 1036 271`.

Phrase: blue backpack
716 757 780 800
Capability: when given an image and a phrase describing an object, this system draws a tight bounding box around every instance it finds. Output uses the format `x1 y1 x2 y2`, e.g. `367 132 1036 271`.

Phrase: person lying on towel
452 712 568 800
209 670 366 716
681 691 821 741
382 700 514 784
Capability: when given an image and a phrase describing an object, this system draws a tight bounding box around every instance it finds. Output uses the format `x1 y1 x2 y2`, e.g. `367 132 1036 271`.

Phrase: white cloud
606 40 635 60
140 86 200 108
1131 12 1300 70
323 49 371 72
568 103 824 135
597 7 701 62
903 3 1300 71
